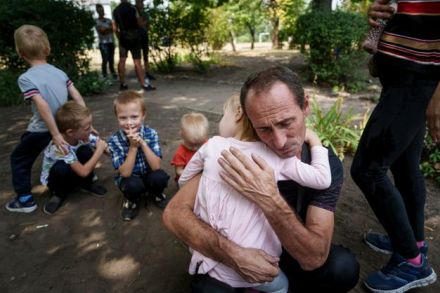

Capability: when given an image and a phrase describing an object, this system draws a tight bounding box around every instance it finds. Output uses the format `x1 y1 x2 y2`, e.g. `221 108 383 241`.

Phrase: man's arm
162 174 280 283
368 0 395 27
218 147 335 270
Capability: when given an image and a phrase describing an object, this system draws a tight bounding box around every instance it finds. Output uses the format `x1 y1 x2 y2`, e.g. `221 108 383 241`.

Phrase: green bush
0 70 21 107
307 96 369 160
0 0 95 79
74 71 106 96
206 6 230 50
421 134 440 185
294 10 368 89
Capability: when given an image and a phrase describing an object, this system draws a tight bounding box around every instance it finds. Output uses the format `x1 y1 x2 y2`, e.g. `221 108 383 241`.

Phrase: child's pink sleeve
279 146 331 190
178 143 207 187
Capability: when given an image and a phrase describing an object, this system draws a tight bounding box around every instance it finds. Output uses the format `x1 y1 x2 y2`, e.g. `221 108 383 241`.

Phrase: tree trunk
271 17 280 49
246 22 256 50
312 0 332 11
229 30 236 52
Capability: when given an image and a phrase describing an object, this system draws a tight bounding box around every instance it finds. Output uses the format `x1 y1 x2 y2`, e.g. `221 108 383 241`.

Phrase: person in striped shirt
351 1 439 292
6 25 88 214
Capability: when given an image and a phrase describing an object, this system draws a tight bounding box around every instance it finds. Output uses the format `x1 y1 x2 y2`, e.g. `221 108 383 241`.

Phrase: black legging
351 68 437 259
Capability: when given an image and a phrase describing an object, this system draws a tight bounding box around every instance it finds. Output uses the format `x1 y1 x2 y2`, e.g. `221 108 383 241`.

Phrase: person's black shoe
120 83 128 91
143 84 156 91
81 184 107 198
152 193 169 209
43 194 63 215
146 72 156 80
121 199 139 221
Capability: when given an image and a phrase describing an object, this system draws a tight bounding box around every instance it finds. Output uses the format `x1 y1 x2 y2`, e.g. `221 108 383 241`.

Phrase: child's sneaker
364 253 437 293
364 231 429 256
121 199 139 221
81 183 107 198
153 193 169 209
43 194 63 215
5 197 37 213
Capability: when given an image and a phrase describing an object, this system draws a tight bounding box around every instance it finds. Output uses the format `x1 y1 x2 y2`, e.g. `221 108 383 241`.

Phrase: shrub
206 7 230 50
294 10 368 89
421 134 440 185
74 71 106 96
306 96 369 160
0 0 95 79
0 70 21 107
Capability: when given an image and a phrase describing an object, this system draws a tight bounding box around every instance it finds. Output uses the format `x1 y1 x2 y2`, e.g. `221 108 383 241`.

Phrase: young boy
108 90 170 221
6 25 88 213
171 112 208 182
41 102 108 215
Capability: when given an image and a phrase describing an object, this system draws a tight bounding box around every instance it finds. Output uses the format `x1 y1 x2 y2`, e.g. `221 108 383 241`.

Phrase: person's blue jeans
351 68 438 259
10 131 52 196
99 42 115 77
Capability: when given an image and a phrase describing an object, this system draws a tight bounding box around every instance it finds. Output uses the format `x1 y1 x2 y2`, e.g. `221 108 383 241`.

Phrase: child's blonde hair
55 101 91 133
224 94 257 141
113 90 146 115
181 112 209 143
14 25 51 61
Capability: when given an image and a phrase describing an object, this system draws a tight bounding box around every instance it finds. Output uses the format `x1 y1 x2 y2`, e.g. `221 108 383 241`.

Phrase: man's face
116 102 145 134
246 82 309 158
96 6 104 17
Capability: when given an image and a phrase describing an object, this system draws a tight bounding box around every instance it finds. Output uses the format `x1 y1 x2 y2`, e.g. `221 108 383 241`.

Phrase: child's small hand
95 138 108 153
53 133 69 155
127 127 141 148
305 128 322 147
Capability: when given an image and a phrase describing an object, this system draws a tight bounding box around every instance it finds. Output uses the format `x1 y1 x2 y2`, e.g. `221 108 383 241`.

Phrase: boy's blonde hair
224 94 257 141
113 90 146 115
181 112 209 143
55 101 91 133
14 25 51 61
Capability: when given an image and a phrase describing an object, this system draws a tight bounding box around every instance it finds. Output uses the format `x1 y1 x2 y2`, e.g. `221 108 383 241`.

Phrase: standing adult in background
113 0 150 91
95 4 117 80
135 0 156 91
351 0 439 292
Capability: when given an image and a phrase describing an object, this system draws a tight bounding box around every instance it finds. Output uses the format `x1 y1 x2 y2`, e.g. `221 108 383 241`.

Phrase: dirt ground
0 48 439 293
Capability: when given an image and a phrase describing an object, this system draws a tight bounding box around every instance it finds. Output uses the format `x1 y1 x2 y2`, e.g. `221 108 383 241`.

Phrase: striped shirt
378 0 440 76
108 125 162 184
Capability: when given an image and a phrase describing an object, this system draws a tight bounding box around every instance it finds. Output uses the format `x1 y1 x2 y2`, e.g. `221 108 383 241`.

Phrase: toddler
171 112 209 182
179 94 331 292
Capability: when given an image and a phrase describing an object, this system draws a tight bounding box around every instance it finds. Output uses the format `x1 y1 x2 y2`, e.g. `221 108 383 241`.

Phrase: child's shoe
81 183 107 198
5 196 37 213
152 193 169 209
43 194 63 215
121 199 139 221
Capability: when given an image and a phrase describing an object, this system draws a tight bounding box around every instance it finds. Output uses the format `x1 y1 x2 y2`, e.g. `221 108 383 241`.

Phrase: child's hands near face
305 128 322 147
127 126 141 148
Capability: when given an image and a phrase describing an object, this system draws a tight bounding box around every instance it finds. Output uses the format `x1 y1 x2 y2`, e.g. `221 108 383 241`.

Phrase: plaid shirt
108 125 162 184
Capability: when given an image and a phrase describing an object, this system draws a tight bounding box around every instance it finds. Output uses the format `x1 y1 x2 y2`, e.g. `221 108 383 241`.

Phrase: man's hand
368 0 395 27
53 133 68 155
230 246 279 283
218 147 278 208
427 83 440 143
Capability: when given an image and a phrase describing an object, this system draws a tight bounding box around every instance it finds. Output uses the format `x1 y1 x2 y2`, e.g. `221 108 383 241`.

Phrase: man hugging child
108 91 170 221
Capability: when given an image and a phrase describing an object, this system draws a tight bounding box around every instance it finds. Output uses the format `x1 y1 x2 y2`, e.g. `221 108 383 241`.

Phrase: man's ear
303 95 311 117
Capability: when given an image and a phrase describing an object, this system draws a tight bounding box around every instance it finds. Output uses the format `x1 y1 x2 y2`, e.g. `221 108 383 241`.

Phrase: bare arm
175 166 184 178
32 94 68 154
162 174 279 283
139 140 161 170
427 82 440 143
68 84 86 107
219 147 334 270
368 0 395 27
70 139 107 177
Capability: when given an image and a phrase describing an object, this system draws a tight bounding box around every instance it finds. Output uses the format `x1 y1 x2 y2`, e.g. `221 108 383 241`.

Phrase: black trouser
351 69 438 259
119 170 169 202
139 28 149 68
47 145 94 199
11 131 52 196
191 245 359 293
99 42 116 77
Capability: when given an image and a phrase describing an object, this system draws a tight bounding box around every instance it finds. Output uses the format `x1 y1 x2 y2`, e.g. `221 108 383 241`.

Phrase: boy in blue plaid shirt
108 91 170 221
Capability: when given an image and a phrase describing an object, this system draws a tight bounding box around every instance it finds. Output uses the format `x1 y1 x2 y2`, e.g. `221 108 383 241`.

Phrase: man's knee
323 245 359 292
